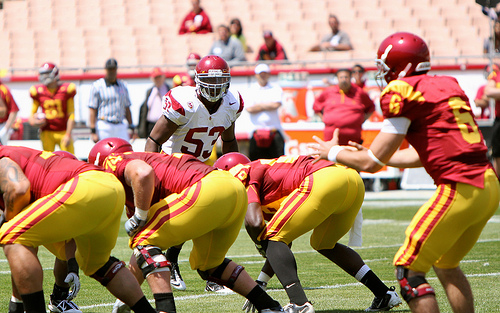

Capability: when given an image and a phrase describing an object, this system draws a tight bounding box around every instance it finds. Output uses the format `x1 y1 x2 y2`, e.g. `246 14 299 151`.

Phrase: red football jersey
29 82 76 132
102 152 215 215
380 75 492 188
0 146 101 206
233 155 334 213
0 83 20 124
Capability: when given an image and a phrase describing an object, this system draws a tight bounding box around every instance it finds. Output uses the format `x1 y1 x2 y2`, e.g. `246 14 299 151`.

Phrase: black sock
21 290 45 313
52 283 70 300
154 293 176 313
166 247 181 264
246 285 281 311
360 271 389 298
130 296 156 313
266 241 309 305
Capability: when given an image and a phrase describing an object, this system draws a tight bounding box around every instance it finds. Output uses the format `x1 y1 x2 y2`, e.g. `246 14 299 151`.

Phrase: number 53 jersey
161 86 244 162
380 75 492 188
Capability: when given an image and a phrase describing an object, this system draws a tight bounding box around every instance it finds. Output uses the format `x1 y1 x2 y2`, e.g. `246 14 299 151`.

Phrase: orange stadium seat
0 0 492 71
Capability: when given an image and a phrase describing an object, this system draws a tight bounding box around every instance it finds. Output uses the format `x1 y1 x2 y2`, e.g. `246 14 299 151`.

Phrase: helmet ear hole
88 137 133 166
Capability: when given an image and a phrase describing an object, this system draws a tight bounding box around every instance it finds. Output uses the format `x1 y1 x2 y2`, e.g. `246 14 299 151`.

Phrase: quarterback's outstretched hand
308 128 341 160
242 280 268 313
125 214 147 237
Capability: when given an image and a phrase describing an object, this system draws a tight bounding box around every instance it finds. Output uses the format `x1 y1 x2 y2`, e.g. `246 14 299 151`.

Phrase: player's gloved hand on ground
125 214 147 237
65 258 80 300
242 280 268 313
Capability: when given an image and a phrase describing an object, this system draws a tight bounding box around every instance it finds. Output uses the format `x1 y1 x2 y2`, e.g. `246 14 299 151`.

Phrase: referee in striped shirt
88 58 136 143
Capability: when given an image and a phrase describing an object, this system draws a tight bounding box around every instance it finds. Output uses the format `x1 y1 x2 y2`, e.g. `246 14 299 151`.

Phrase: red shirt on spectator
178 8 212 35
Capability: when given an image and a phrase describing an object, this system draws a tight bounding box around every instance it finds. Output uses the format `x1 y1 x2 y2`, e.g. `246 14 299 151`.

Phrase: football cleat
112 299 131 313
8 300 24 313
170 262 187 290
48 297 81 313
205 281 234 294
260 308 285 313
283 302 315 313
365 286 402 311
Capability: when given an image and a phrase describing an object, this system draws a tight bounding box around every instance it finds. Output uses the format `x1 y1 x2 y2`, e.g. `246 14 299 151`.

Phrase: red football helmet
375 32 431 86
213 152 251 171
38 62 60 85
195 55 231 102
88 137 133 166
187 53 202 66
53 150 78 160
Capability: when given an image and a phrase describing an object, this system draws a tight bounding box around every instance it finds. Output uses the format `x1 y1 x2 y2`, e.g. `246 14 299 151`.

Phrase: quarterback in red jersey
216 154 401 312
88 138 284 313
0 146 156 313
311 32 500 313
29 63 76 153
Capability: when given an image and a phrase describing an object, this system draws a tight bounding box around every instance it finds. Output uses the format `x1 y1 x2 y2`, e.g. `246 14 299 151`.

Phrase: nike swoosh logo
285 283 296 289
229 102 236 105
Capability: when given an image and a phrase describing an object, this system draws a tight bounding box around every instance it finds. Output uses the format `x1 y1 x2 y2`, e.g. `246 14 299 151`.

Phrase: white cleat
365 286 402 311
170 262 187 291
283 302 315 313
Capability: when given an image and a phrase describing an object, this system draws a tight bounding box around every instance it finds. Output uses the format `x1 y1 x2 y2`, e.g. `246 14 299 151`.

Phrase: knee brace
396 266 435 303
134 245 171 278
90 256 126 286
197 258 244 289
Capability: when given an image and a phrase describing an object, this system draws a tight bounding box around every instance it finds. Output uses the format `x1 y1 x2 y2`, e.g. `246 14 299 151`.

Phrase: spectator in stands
88 58 136 143
178 0 213 35
29 63 76 153
245 64 285 160
0 80 19 145
209 24 246 65
256 31 288 61
310 14 353 52
172 53 201 88
313 68 375 144
230 18 252 53
484 19 500 54
138 67 170 138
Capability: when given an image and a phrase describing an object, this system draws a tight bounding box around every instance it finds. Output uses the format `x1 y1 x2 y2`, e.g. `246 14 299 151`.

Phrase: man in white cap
245 64 285 160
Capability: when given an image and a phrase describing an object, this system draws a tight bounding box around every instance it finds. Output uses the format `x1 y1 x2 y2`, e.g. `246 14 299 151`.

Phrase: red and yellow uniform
230 155 365 249
103 152 247 271
312 84 375 144
29 82 76 152
380 75 500 272
172 73 195 88
0 146 125 275
0 82 20 124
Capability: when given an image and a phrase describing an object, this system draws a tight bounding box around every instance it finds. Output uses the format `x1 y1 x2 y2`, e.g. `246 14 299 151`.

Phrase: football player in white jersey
143 55 242 294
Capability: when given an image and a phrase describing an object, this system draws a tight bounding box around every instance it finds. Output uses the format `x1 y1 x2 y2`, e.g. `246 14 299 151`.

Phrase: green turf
1 203 498 313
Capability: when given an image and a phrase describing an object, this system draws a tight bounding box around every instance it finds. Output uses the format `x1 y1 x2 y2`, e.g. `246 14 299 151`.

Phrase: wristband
135 207 148 220
90 128 96 134
148 136 162 147
67 258 79 274
327 146 345 163
367 149 386 166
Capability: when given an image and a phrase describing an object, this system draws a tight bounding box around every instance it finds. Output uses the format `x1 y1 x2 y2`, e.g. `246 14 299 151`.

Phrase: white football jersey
161 86 244 162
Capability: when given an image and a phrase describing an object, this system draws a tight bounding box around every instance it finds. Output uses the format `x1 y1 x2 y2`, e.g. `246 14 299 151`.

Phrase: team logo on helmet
88 137 133 166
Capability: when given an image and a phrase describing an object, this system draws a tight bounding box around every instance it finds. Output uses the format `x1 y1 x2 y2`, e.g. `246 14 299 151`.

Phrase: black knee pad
198 258 244 289
90 256 126 286
396 266 435 303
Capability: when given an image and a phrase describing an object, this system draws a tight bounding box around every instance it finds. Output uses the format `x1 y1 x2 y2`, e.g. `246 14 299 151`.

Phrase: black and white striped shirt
89 78 131 123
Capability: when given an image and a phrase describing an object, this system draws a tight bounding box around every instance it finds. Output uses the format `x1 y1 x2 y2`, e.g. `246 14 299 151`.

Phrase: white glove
125 213 147 237
64 272 80 300
242 280 267 313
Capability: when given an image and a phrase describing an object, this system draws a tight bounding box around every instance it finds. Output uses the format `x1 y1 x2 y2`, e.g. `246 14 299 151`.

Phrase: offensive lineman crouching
0 146 156 313
88 138 284 313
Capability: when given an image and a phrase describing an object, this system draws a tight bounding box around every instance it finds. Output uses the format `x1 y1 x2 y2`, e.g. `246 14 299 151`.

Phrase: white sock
11 296 23 303
257 271 271 283
354 264 371 281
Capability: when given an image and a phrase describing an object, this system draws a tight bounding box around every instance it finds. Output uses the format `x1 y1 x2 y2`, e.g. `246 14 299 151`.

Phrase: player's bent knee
396 266 435 303
134 245 171 278
197 258 244 289
90 256 126 286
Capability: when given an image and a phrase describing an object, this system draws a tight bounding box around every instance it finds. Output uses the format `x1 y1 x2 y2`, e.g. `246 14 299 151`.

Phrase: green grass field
1 201 499 313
